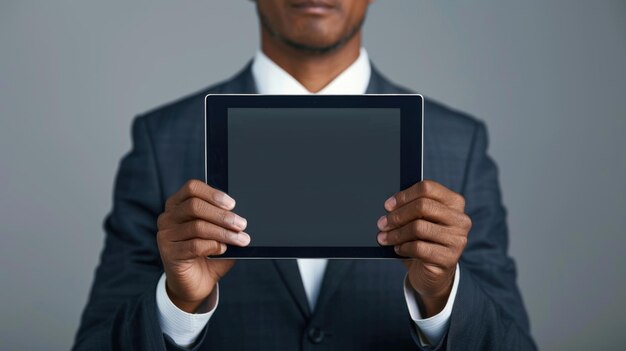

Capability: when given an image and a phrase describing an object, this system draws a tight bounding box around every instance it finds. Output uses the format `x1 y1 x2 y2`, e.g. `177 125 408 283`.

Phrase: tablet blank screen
227 108 400 247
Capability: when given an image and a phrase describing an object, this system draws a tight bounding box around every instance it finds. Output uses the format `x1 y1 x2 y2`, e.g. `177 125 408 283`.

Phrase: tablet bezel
205 94 423 258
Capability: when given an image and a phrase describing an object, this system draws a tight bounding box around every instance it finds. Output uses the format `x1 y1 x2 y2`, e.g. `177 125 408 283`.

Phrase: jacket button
307 327 325 344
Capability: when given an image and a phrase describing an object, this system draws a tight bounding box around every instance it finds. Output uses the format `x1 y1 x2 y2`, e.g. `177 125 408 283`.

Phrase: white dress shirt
157 48 460 348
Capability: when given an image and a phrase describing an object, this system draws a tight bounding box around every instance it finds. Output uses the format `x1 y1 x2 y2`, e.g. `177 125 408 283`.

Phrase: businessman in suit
74 1 536 350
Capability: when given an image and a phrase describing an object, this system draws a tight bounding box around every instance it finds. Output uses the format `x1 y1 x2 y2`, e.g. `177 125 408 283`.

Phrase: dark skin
377 180 471 316
158 0 471 318
256 0 370 92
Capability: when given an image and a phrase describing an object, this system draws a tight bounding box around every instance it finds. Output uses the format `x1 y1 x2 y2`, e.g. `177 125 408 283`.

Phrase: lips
290 0 337 15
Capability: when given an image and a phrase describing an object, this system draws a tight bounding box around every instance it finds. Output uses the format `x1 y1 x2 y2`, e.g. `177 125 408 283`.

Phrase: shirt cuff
156 272 218 348
403 263 460 347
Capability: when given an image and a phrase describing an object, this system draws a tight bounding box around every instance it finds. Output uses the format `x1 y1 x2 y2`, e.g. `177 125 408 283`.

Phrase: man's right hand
156 179 250 313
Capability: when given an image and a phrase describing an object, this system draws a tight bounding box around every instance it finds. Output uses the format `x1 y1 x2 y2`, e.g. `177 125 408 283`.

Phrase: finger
378 219 465 248
394 240 454 267
385 180 465 212
378 197 467 231
166 179 236 211
170 197 247 232
160 220 251 247
169 238 227 260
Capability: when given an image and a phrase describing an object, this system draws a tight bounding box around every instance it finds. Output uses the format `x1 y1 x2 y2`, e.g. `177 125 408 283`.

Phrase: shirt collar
251 47 371 95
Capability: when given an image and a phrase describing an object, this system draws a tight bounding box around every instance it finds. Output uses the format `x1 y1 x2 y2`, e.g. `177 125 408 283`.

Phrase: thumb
206 258 236 281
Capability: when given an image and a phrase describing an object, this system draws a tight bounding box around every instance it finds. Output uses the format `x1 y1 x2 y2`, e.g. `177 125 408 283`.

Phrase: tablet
205 94 423 258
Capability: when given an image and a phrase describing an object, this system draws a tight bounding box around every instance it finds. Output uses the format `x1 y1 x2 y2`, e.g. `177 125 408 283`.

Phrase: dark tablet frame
205 94 423 258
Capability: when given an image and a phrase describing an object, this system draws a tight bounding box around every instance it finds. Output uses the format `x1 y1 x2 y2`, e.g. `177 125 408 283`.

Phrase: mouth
289 0 337 15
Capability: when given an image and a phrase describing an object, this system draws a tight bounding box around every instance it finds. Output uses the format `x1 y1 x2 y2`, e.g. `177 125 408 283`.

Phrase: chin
288 25 343 49
291 36 339 49
259 7 355 53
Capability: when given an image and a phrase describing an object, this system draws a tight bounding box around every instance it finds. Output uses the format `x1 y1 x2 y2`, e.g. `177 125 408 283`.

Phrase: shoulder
409 92 482 133
424 97 484 138
373 67 484 134
132 63 254 134
132 79 230 133
383 75 492 190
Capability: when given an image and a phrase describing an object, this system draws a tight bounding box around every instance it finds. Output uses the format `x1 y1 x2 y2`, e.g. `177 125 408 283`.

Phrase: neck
261 30 362 93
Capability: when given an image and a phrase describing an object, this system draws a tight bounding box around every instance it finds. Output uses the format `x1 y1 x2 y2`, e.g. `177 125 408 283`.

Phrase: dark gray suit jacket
74 62 536 351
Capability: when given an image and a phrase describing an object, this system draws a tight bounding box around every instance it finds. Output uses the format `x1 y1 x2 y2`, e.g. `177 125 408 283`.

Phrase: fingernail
377 232 387 245
377 215 388 230
233 215 247 230
394 245 400 253
238 232 251 245
385 196 396 210
220 193 236 208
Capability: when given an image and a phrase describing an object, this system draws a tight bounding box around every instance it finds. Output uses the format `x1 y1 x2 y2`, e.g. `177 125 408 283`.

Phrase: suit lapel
217 61 258 94
272 260 312 318
309 260 354 315
366 64 407 94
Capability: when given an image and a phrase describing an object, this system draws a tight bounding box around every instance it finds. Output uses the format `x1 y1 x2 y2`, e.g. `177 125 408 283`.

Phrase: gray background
1 0 624 349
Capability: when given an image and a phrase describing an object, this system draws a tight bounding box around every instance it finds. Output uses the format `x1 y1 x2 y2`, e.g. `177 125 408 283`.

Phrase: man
74 1 536 350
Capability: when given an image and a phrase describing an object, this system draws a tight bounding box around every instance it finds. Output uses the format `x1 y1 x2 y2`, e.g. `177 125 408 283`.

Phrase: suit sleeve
73 116 190 350
410 121 537 350
448 121 536 350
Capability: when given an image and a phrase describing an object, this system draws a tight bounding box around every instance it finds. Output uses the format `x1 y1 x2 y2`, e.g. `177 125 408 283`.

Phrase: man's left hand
376 180 471 317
